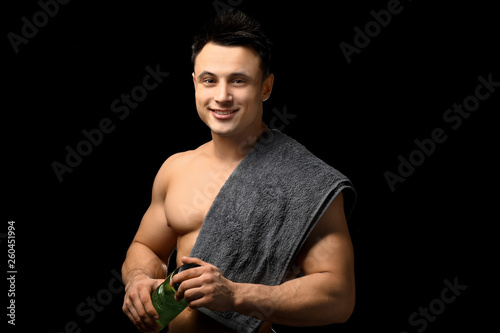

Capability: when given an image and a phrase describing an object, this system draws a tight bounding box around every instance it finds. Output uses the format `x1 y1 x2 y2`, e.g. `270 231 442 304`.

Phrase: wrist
231 282 246 311
231 282 273 317
124 270 152 289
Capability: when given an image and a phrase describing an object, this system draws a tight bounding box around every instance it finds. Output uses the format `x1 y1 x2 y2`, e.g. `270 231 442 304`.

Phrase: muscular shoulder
154 142 211 192
163 142 210 173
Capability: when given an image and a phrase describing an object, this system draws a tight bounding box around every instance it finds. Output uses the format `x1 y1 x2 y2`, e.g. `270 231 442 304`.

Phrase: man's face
193 42 273 137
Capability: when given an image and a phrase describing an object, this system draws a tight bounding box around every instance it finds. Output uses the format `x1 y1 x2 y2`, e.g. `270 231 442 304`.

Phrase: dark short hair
191 9 272 78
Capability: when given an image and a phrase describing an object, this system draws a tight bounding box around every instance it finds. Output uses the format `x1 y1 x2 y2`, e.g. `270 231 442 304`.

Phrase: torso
164 142 238 266
163 142 274 332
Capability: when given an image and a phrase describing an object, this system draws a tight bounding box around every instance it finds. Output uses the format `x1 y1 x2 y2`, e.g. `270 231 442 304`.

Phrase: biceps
296 193 354 276
298 231 354 277
133 202 177 263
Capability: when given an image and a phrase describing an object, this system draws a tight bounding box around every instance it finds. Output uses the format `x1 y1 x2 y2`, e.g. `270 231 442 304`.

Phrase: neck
211 121 269 163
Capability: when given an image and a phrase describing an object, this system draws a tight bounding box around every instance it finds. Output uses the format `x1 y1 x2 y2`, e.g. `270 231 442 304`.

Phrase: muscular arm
121 157 179 333
236 192 355 325
174 192 355 326
122 159 177 283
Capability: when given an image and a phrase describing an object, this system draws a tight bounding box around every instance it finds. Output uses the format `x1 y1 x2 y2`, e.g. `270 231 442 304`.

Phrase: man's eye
203 78 216 84
232 79 246 85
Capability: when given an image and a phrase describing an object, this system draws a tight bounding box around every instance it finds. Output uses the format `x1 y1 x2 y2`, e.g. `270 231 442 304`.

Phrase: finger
125 305 149 333
184 286 211 310
131 292 161 332
141 297 160 320
139 279 163 326
170 267 203 289
143 296 159 320
181 256 207 266
174 275 204 301
187 297 205 310
123 294 141 324
183 285 204 304
141 296 161 329
123 278 163 333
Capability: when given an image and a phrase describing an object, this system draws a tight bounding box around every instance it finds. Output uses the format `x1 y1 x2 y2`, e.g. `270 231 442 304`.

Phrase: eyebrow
196 71 253 80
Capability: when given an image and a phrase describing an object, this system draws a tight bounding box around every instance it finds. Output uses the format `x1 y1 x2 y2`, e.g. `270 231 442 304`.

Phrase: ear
192 72 197 91
261 73 274 101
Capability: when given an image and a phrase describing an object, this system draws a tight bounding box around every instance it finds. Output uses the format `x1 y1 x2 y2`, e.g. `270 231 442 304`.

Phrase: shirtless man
122 10 355 333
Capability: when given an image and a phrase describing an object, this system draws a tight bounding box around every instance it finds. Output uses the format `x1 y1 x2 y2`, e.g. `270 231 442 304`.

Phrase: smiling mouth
210 109 238 115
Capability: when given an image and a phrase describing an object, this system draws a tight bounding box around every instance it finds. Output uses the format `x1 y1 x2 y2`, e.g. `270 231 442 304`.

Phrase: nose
214 82 232 104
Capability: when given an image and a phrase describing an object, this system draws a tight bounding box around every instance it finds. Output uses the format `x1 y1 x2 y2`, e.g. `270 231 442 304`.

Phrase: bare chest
164 165 232 236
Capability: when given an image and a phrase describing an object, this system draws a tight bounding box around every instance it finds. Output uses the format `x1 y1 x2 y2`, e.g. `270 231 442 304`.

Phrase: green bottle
151 263 200 330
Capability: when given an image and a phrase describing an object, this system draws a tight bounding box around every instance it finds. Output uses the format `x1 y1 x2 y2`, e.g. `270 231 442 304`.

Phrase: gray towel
190 130 355 332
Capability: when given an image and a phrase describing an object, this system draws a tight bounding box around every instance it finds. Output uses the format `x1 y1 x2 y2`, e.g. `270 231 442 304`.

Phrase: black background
4 0 498 332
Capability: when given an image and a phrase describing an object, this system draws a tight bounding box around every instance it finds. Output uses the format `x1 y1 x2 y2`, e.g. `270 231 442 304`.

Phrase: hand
171 257 236 312
122 274 164 333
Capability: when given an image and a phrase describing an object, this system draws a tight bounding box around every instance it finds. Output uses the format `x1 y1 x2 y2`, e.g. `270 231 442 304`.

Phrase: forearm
122 241 168 286
232 272 355 326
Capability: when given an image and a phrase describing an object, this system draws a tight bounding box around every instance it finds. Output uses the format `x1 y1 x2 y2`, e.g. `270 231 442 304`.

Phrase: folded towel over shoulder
190 130 355 332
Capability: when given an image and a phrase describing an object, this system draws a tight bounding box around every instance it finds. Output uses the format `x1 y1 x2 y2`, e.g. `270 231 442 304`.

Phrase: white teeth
213 110 234 115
